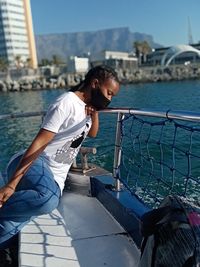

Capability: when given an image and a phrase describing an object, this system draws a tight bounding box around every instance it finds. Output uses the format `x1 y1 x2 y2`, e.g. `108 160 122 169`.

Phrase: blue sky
30 0 200 47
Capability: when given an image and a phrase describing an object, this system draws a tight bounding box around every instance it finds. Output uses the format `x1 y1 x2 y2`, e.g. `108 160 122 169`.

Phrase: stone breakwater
118 64 200 84
0 65 200 92
0 75 67 92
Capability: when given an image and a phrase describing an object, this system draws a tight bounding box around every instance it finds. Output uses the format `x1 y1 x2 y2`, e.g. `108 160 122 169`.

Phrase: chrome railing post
113 112 124 191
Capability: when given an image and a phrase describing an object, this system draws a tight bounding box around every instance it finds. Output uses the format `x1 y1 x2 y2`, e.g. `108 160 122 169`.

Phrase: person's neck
74 90 91 104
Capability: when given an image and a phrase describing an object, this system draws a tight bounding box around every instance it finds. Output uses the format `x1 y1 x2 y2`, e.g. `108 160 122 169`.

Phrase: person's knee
37 193 59 214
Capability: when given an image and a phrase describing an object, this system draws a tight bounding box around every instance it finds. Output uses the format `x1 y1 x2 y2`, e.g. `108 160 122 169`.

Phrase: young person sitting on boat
0 65 120 248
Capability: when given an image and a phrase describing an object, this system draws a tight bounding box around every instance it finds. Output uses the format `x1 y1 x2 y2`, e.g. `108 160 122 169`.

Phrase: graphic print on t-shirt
53 123 90 164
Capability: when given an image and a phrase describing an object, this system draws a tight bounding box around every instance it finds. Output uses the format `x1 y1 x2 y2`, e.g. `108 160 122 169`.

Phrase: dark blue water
1 80 200 172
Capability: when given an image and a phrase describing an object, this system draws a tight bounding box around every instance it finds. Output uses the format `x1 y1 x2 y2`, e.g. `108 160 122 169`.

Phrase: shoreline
0 64 200 92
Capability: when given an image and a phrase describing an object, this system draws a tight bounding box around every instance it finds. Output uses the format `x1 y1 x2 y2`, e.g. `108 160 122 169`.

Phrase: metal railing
1 108 200 122
106 108 200 207
0 111 46 120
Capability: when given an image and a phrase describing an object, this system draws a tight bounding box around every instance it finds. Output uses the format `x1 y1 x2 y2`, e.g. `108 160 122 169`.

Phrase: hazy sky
30 0 200 46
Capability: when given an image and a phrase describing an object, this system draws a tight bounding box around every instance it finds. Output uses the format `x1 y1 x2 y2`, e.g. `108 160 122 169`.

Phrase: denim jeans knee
0 153 61 246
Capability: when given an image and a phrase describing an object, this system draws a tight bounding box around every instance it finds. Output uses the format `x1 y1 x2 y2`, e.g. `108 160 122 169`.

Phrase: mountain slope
35 27 161 61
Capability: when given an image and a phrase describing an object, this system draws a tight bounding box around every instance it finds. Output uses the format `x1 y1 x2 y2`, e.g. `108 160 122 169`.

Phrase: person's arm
85 106 99 137
0 128 56 207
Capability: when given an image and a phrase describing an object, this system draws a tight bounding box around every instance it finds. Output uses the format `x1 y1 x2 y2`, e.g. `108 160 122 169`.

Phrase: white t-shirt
40 92 92 192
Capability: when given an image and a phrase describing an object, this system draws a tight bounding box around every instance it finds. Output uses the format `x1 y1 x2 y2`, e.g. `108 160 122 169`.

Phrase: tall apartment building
0 0 38 69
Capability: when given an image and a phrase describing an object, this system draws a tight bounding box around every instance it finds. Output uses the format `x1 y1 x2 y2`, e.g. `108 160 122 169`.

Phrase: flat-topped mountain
35 27 162 61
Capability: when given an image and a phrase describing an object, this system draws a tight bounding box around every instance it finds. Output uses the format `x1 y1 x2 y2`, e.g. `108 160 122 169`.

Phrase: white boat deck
19 173 140 267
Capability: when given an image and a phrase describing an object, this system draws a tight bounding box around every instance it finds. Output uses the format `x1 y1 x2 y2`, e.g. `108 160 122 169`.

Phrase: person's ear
91 79 99 89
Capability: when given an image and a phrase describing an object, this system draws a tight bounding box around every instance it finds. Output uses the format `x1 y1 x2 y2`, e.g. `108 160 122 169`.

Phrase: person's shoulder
56 91 73 101
53 91 74 105
52 91 83 112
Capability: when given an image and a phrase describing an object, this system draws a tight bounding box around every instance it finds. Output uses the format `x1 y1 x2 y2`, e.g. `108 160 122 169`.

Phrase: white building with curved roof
146 43 200 67
161 45 200 66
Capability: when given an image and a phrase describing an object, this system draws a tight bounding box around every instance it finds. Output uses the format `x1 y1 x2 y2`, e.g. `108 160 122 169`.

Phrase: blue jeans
0 153 61 248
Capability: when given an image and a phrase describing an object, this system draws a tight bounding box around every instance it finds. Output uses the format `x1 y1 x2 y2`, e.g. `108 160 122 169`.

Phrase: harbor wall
0 64 200 92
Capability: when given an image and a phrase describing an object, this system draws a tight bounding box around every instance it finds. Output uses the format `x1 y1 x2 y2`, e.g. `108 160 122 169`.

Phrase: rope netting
118 114 200 208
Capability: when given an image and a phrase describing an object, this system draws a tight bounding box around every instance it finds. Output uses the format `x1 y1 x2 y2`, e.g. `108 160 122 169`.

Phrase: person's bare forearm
8 129 55 190
7 141 45 189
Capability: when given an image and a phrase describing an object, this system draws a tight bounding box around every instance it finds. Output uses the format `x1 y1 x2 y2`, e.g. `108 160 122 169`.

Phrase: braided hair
70 65 119 92
84 65 119 85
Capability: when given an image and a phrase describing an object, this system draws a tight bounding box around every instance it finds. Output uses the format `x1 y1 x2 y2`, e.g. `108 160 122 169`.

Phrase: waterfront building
146 43 200 67
0 0 37 69
67 56 89 74
91 50 138 71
